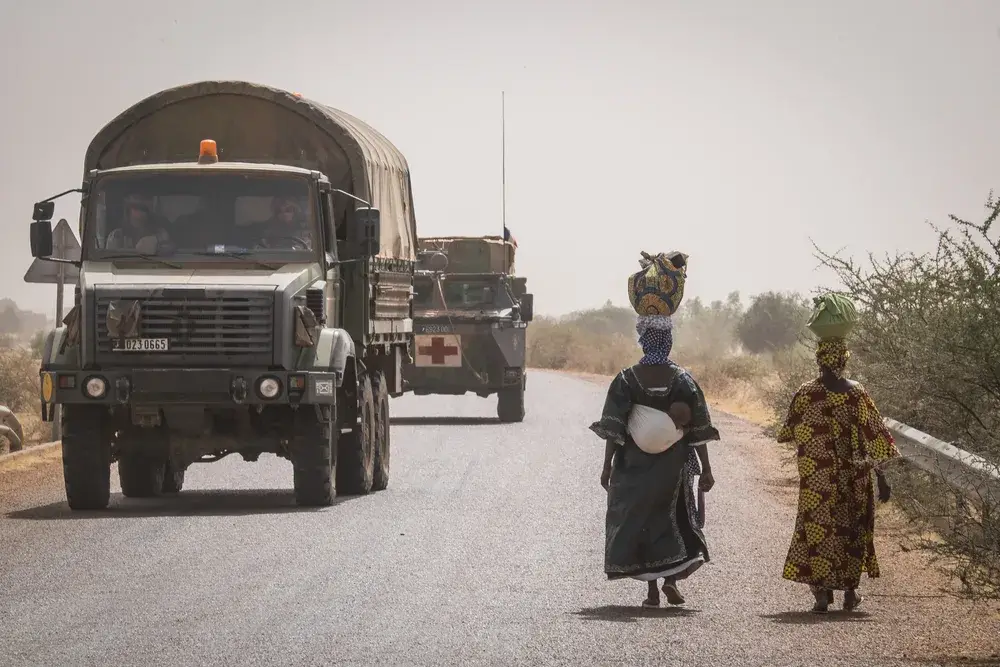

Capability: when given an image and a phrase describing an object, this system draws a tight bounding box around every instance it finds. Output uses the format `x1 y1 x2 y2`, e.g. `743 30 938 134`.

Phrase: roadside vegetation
527 193 1000 600
0 302 52 455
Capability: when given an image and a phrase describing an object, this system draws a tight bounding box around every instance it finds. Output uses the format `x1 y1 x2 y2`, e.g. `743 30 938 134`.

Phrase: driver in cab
256 196 312 250
105 194 170 253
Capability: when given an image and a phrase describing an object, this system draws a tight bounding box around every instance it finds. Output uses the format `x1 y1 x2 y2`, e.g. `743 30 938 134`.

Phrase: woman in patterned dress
590 314 720 607
777 337 899 613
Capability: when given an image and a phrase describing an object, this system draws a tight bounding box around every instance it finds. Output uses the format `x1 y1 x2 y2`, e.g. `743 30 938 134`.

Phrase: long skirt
605 440 709 581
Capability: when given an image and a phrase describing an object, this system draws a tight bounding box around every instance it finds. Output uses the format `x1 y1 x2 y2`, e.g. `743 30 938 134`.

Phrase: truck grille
95 289 274 365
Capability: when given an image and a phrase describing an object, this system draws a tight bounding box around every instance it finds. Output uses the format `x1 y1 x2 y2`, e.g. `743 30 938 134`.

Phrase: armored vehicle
402 235 532 422
27 81 417 510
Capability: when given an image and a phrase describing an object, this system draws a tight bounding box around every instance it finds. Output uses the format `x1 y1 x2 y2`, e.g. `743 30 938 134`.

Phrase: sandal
642 581 660 608
662 580 686 606
811 587 831 614
843 590 864 611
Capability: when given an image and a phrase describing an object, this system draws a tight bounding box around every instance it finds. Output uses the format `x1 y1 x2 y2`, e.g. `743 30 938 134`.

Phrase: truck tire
497 376 526 423
162 462 185 494
118 454 166 498
337 372 375 495
291 407 335 507
372 371 390 491
61 405 112 511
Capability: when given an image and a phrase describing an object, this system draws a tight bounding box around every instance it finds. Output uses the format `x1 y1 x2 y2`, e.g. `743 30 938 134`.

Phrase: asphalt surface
0 371 997 667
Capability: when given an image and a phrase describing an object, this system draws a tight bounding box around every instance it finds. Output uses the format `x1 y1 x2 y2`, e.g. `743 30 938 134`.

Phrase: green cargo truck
27 81 417 509
402 235 532 422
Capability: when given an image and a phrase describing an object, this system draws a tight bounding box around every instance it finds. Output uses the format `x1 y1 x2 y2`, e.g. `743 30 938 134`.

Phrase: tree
0 305 20 335
673 291 744 361
736 291 811 354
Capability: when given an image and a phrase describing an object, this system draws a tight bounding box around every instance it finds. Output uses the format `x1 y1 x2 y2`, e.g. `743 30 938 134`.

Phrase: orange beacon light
198 139 219 164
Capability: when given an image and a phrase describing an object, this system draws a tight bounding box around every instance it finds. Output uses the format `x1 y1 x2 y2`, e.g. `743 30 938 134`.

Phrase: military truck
26 81 417 510
402 235 532 422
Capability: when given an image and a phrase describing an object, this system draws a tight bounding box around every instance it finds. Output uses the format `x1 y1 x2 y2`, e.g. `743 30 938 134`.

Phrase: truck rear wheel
497 376 526 423
372 371 390 491
61 405 113 511
291 407 335 507
162 462 185 494
337 372 375 495
118 454 166 498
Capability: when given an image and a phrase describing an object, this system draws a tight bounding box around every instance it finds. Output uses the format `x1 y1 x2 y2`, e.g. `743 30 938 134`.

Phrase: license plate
112 338 169 352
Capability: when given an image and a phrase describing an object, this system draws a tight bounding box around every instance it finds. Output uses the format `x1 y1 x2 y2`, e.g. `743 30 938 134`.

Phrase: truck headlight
84 376 107 399
256 377 281 399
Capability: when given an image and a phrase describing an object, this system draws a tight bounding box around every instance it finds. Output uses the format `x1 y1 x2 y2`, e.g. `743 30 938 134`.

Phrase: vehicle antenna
501 90 508 275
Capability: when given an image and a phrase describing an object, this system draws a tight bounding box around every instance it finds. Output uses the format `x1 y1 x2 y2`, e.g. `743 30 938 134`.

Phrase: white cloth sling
627 404 683 454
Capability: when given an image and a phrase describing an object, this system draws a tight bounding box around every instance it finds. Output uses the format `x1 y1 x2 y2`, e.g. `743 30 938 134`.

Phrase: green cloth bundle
807 293 858 341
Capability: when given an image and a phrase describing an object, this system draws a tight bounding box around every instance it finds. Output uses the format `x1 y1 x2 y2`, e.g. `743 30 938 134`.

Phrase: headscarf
816 337 850 378
636 314 673 365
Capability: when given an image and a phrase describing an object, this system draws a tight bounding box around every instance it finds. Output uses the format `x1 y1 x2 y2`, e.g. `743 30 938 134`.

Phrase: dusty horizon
3 0 999 320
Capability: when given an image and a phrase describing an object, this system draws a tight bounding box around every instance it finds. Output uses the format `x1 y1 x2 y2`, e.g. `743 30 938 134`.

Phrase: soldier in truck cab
105 194 171 253
255 195 312 250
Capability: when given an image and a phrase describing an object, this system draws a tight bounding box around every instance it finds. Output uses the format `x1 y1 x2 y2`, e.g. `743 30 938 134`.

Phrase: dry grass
0 347 49 455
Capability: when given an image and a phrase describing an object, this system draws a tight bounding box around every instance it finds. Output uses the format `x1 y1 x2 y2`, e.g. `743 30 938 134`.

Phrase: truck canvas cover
83 80 417 261
419 236 515 274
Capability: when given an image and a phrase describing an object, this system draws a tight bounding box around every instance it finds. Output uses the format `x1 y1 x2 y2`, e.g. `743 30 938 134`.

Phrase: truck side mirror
33 201 55 222
520 293 534 322
355 206 381 257
30 220 53 258
510 276 527 298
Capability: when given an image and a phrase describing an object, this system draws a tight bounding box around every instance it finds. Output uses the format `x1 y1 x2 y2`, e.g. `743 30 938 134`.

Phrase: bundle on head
806 293 858 342
628 251 689 317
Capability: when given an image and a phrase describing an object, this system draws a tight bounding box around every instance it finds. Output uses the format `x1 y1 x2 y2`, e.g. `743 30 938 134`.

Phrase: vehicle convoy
402 235 532 422
27 81 417 509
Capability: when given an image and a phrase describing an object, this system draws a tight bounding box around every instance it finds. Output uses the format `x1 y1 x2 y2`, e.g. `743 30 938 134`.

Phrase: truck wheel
497 376 526 423
372 371 390 491
61 405 112 511
162 462 185 494
291 407 335 507
337 372 375 495
118 454 166 498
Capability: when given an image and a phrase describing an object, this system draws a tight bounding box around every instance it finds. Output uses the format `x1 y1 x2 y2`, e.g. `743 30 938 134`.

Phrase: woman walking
590 251 719 607
777 336 899 613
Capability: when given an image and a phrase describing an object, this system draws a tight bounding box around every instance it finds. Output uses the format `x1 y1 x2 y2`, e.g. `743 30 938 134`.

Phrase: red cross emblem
418 336 460 365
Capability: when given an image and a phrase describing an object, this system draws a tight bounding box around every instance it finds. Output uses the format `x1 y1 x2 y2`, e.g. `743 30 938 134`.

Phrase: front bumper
39 368 338 407
402 365 523 394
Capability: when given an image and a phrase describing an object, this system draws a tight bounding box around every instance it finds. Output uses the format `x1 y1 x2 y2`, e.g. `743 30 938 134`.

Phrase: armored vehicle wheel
372 371 390 491
497 376 526 423
119 454 166 498
61 405 113 511
337 372 376 495
162 462 185 494
291 407 335 507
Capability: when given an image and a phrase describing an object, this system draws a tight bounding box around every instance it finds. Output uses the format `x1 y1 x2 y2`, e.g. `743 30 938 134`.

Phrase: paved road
0 371 996 666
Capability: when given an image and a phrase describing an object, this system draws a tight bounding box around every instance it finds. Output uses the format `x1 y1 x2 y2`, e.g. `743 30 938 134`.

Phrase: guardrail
0 406 23 454
885 418 1000 505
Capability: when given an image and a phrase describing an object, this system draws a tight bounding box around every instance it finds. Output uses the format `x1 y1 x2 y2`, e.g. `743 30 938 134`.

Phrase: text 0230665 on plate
112 338 169 352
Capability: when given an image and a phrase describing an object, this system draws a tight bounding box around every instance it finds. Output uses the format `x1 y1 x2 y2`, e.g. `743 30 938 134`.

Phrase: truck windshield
84 171 320 261
440 278 503 309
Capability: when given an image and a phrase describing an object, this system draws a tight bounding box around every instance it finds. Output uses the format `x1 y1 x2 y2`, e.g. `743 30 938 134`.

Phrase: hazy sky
2 0 999 317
